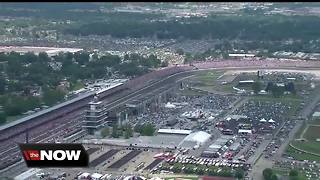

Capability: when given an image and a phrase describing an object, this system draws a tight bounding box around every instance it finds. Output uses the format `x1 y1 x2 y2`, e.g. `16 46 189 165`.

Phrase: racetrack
3 59 320 177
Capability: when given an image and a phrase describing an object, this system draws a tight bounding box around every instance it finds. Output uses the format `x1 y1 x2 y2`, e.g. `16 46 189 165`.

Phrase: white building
178 131 211 149
158 129 192 135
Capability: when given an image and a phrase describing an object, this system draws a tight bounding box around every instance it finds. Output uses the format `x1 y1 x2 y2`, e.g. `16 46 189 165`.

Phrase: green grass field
303 126 320 141
190 71 235 93
310 118 320 125
177 88 208 96
292 140 320 155
70 81 85 91
286 146 320 162
195 71 225 83
287 124 320 162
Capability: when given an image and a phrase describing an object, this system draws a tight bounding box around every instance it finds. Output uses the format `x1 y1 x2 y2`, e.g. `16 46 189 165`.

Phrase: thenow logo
19 144 89 167
23 150 81 161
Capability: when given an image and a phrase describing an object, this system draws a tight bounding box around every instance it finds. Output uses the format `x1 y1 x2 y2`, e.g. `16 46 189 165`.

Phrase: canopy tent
268 119 275 123
260 118 267 122
165 102 176 109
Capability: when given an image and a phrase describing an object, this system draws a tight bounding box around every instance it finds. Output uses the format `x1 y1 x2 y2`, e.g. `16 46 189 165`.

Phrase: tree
289 169 299 177
265 82 274 92
234 168 245 179
101 127 110 138
141 123 155 136
176 48 184 55
43 89 65 106
0 76 6 94
38 52 50 62
252 81 262 94
74 51 89 65
134 123 143 133
196 168 204 175
263 168 274 180
0 112 6 124
161 60 169 67
111 124 119 138
270 174 278 180
270 85 285 98
172 164 182 173
289 169 302 180
289 177 300 180
285 82 296 94
124 124 133 139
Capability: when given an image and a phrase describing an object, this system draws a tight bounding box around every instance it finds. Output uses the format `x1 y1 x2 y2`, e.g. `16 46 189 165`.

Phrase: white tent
91 173 103 180
178 131 211 149
208 116 215 120
260 118 267 122
165 102 176 109
268 119 275 123
238 129 252 134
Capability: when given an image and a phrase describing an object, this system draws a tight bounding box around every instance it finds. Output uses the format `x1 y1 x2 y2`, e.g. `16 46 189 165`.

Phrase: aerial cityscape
0 2 320 180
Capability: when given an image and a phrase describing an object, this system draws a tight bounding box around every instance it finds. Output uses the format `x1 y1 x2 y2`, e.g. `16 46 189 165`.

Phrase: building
238 129 252 136
83 99 108 135
166 118 178 126
158 129 192 136
201 144 222 158
228 53 255 58
238 80 255 85
178 131 211 149
312 112 320 118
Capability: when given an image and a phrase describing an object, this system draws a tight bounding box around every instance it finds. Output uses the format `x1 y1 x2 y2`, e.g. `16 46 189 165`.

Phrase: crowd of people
129 93 238 132
228 100 292 134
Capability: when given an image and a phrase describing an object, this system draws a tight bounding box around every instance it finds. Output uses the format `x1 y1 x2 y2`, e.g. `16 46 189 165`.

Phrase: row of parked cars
167 155 249 169
238 136 263 162
264 119 297 159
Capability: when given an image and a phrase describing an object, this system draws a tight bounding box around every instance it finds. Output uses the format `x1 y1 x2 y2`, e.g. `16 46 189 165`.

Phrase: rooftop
158 129 192 135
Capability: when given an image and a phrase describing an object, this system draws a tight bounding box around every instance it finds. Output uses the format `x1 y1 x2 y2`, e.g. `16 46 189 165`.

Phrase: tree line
64 15 320 41
0 51 164 124
263 168 304 180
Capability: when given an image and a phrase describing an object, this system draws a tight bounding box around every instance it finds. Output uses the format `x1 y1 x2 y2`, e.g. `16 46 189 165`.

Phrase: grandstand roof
96 83 123 95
